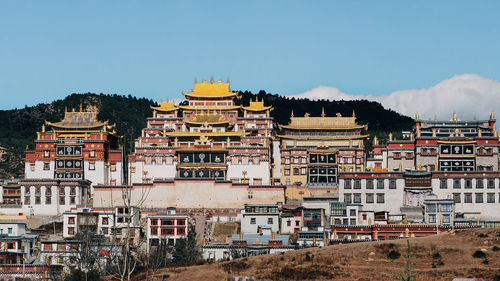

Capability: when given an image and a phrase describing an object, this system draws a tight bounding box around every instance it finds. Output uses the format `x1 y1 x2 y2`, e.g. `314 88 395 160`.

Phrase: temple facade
24 106 124 186
277 110 368 187
4 107 124 216
128 78 277 185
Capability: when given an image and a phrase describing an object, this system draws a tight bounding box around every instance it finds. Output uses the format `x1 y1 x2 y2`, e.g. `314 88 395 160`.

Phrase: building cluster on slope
0 78 499 277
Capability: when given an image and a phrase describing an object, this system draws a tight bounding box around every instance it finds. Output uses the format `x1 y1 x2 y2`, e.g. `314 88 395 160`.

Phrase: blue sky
1 1 499 109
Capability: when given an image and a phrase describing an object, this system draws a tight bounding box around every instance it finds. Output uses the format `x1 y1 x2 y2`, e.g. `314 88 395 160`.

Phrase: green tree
173 223 200 262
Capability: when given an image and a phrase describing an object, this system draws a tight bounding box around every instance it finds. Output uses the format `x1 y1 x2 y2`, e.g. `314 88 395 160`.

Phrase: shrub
492 246 500 251
388 250 401 260
432 252 441 259
472 250 487 259
478 233 488 238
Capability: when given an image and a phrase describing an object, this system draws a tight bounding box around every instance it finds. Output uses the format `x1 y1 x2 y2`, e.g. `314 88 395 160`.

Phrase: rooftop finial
490 112 495 119
415 112 420 120
194 77 197 84
210 75 214 84
452 110 458 121
321 107 325 117
389 132 393 141
290 110 294 118
352 110 356 118
227 77 230 83
79 104 83 112
434 114 437 121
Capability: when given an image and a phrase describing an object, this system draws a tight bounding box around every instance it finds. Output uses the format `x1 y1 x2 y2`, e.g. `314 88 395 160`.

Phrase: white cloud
289 74 500 120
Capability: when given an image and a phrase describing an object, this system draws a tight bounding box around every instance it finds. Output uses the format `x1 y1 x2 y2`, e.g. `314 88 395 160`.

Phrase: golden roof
46 107 109 129
151 99 177 112
183 78 238 98
179 105 241 110
185 113 230 125
279 112 367 130
243 98 272 111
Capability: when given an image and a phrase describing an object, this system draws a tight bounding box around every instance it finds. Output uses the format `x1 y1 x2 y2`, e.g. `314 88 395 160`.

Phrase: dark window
267 218 273 224
377 179 384 189
354 180 361 189
476 179 484 189
389 179 396 189
377 193 385 203
366 193 374 204
344 193 352 203
344 180 352 189
366 180 374 189
487 193 495 203
353 193 361 204
440 179 447 189
464 193 472 203
250 218 256 224
453 179 461 189
487 179 495 189
475 193 483 203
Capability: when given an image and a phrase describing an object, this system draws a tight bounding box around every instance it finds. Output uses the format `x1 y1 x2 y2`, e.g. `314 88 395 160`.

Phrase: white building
146 208 190 253
241 204 280 234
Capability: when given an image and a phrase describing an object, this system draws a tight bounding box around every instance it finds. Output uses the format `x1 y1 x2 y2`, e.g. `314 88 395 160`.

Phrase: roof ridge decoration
243 97 273 111
45 106 111 130
280 110 367 130
151 98 178 112
182 77 239 98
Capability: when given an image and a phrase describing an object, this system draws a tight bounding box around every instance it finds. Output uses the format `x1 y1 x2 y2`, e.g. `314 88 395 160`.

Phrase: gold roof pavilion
182 77 238 98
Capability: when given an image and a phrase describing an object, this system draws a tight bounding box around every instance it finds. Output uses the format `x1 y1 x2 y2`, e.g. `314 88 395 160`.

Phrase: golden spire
490 112 495 119
227 77 230 83
415 112 420 120
210 75 214 84
79 104 83 112
373 135 378 146
473 114 477 121
389 132 393 141
434 114 437 121
290 110 294 118
352 110 356 118
452 111 458 121
194 77 197 84
321 107 325 117
42 124 45 132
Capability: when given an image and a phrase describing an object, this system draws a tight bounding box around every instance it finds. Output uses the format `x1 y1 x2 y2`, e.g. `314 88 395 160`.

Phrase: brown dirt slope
134 227 500 281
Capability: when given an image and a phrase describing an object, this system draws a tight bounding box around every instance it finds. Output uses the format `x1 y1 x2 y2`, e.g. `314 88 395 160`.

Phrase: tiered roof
45 107 114 132
280 111 367 131
183 78 238 98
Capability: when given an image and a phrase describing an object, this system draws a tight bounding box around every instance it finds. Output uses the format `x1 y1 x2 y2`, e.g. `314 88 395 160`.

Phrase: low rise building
146 208 190 253
241 204 279 234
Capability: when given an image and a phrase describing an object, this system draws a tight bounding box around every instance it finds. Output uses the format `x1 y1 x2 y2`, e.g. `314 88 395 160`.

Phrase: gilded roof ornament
290 110 294 118
352 110 356 118
210 75 214 84
415 112 419 120
490 112 495 119
321 107 325 117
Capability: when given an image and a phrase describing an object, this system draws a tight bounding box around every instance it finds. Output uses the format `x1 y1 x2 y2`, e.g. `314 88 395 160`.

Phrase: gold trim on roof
185 113 230 125
276 134 369 140
279 112 367 130
183 80 238 98
45 108 109 130
243 98 272 111
164 131 249 137
151 99 178 111
179 105 241 110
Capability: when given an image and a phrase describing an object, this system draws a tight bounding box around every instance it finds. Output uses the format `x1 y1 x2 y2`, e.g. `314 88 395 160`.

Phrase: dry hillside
132 227 500 281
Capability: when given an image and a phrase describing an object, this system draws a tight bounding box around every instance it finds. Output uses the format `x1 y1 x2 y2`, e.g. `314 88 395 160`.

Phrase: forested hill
0 92 413 178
